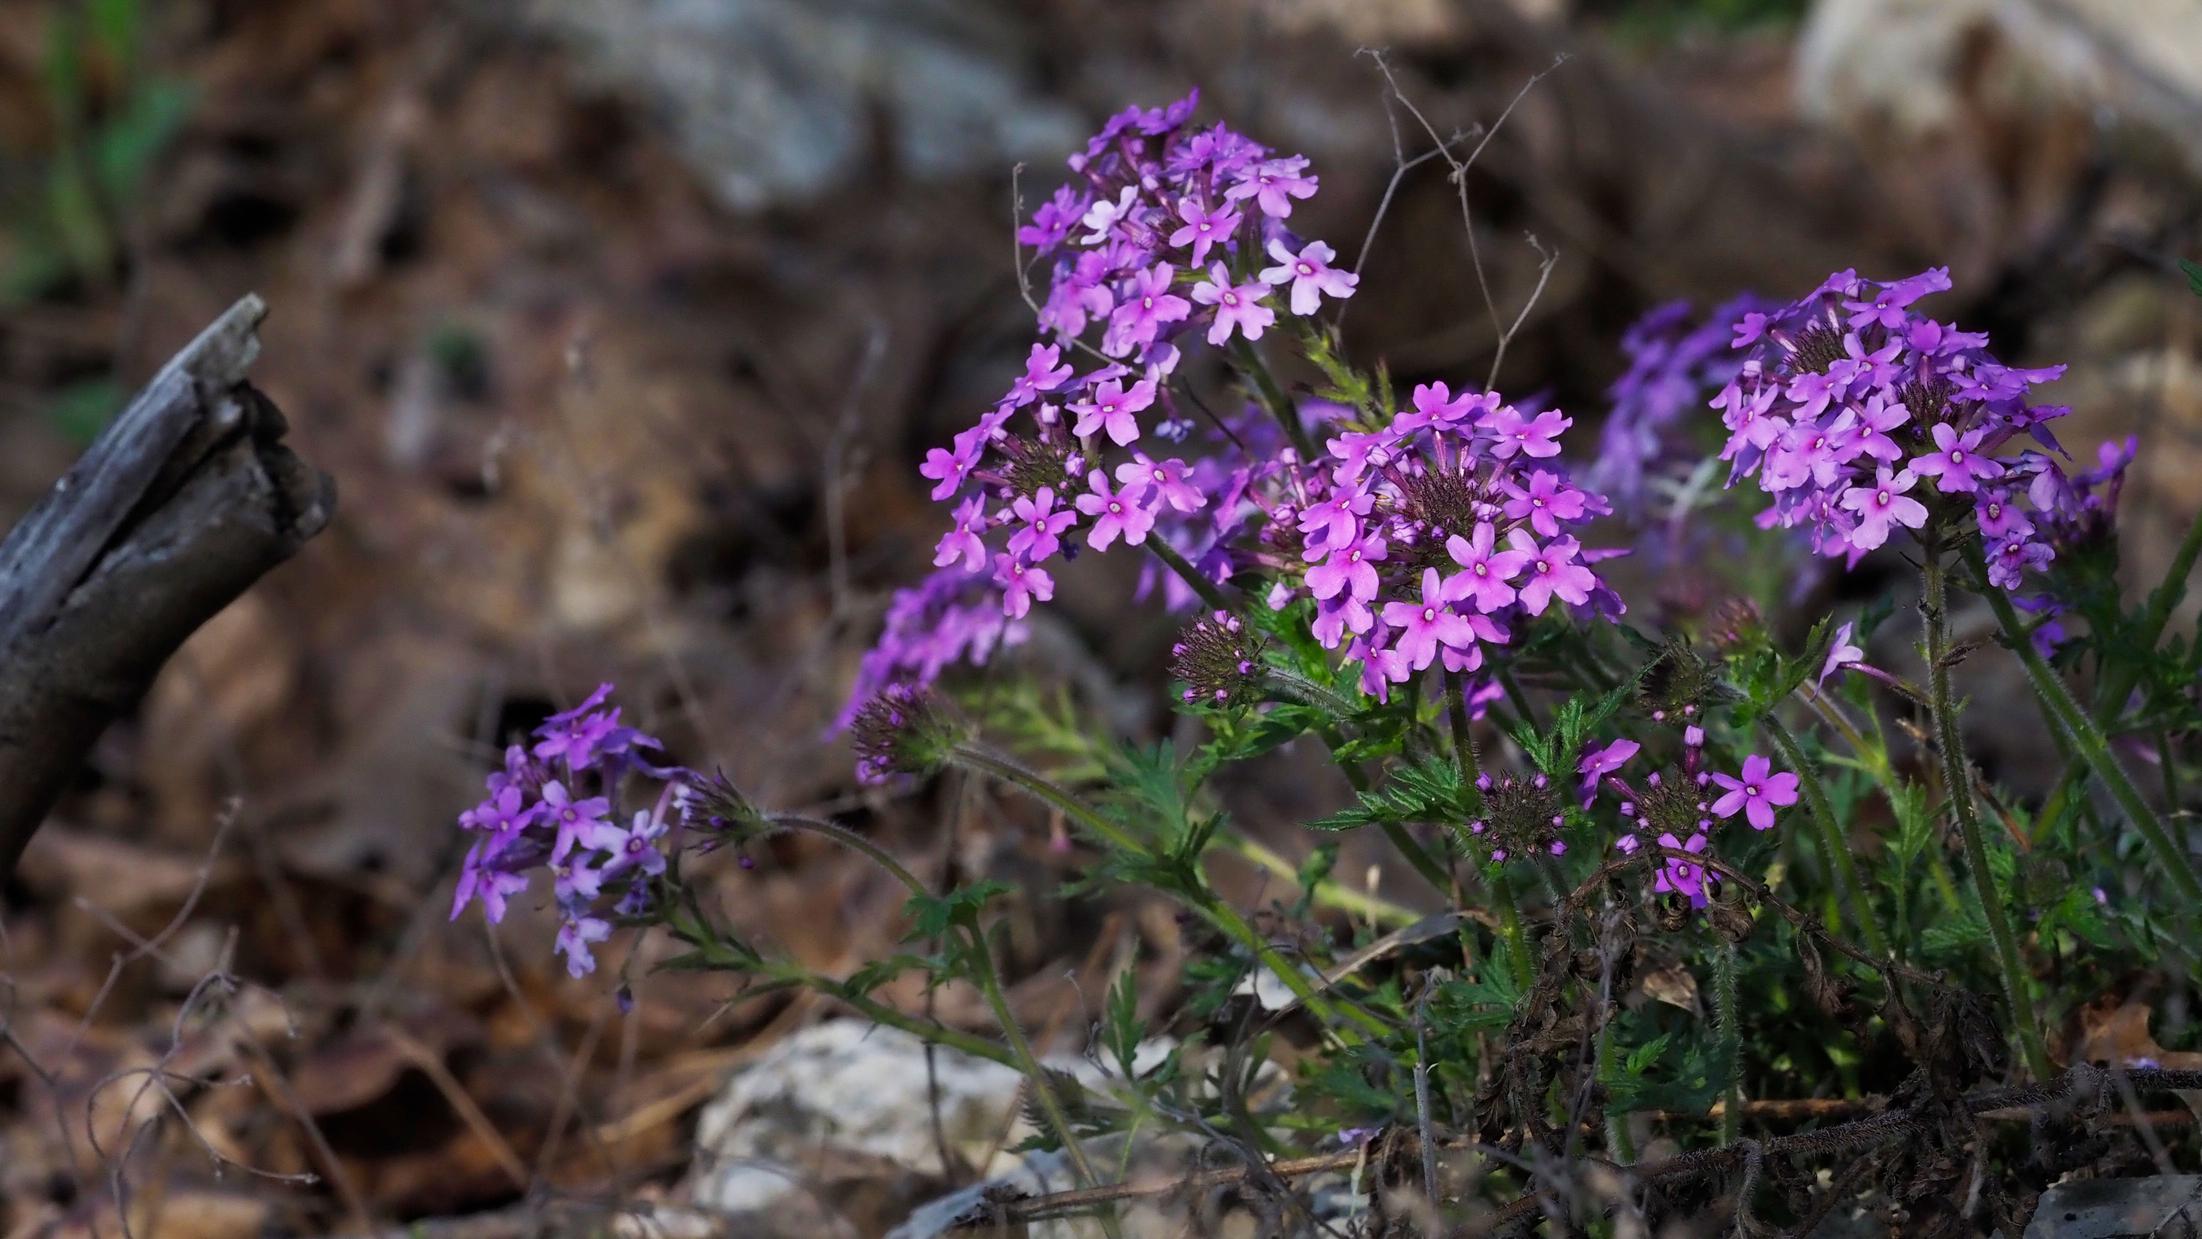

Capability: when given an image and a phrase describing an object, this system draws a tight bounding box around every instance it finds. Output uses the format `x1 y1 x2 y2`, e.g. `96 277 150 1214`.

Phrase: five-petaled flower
1709 755 1799 831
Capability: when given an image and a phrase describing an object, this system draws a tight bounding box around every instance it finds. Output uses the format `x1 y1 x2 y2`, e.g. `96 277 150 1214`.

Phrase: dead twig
0 295 333 882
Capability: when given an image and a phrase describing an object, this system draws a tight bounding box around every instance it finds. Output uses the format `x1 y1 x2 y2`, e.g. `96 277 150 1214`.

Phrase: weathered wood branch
0 295 333 882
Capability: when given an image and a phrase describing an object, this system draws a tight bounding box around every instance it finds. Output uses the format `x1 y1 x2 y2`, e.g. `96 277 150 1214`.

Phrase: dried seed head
1168 610 1265 707
849 686 963 784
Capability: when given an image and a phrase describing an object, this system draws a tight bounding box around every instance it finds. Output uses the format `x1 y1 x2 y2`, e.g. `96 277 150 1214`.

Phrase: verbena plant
451 95 2202 1231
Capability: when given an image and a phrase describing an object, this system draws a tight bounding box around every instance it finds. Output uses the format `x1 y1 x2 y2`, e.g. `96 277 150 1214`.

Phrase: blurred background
1 0 2198 1234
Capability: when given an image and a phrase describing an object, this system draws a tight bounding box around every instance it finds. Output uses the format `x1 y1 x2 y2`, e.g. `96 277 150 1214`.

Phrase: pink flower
919 426 984 501
1380 568 1481 671
1838 466 1928 551
1258 238 1357 316
1652 832 1711 908
933 496 990 571
1169 197 1240 265
1819 621 1863 686
1483 406 1571 459
1709 754 1799 831
994 553 1054 618
1306 532 1387 602
1115 453 1205 513
1076 470 1156 551
1007 486 1076 561
1070 376 1155 446
1444 522 1529 611
1911 422 2004 494
1191 262 1275 345
1007 343 1073 405
1511 532 1597 615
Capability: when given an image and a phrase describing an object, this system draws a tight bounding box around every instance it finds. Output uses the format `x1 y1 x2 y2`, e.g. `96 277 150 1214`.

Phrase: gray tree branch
0 295 333 882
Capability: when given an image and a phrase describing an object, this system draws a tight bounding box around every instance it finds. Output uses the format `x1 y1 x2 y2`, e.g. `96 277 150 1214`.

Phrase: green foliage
1308 753 1472 831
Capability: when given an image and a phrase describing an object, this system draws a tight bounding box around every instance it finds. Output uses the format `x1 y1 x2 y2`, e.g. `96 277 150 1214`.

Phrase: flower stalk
1922 527 2052 1080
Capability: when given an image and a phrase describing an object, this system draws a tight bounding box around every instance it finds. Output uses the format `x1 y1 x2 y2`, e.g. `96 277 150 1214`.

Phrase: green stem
1923 532 2053 1080
1231 339 1314 459
788 968 1020 1068
1491 868 1537 994
1975 577 2202 903
964 922 1108 1199
1595 1013 1636 1163
2039 505 2202 822
950 746 1387 1043
1760 717 1891 960
1146 539 1230 613
764 813 928 896
1713 942 1743 1147
947 745 1145 855
1226 834 1424 927
1262 667 1362 718
1194 891 1390 1043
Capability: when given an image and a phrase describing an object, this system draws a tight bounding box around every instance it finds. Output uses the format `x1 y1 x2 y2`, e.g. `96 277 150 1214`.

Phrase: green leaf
1308 754 1470 830
2182 257 2202 299
903 879 1013 940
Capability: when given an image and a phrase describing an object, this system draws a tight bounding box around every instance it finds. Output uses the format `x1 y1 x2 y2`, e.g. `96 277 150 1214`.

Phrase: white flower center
1222 292 1239 307
1421 607 1436 623
1296 262 1314 277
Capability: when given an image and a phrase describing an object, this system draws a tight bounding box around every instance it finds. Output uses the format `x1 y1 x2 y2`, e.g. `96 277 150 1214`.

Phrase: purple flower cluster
924 92 1360 605
452 685 681 977
1581 728 1796 909
1716 268 2078 587
852 94 1360 719
838 566 1028 731
1277 384 1620 699
1594 295 1769 510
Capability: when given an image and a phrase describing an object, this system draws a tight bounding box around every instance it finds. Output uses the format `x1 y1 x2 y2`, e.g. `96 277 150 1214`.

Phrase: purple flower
1987 534 2053 590
555 915 613 978
460 784 539 836
1838 466 1927 551
1169 197 1240 265
1075 470 1156 550
1911 423 2003 494
1394 381 1482 433
1227 156 1318 218
1116 453 1206 513
1007 486 1077 561
1306 533 1386 602
1380 568 1480 670
1191 263 1275 345
1501 471 1587 539
1008 343 1074 405
606 810 669 878
1105 265 1192 358
1078 185 1139 245
1483 406 1571 460
1444 523 1529 611
1070 376 1155 446
1709 755 1799 831
1258 239 1357 316
1577 738 1640 807
920 429 983 501
994 553 1054 619
542 780 621 862
1819 620 1863 686
934 496 991 571
1652 832 1711 908
452 837 530 923
1512 533 1597 615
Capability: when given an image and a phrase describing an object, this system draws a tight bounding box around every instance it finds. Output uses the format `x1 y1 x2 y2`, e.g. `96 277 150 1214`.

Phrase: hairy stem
947 744 1144 855
1226 834 1425 927
1231 339 1315 460
1974 576 2202 903
1145 538 1230 613
1491 868 1537 994
1922 531 2053 1080
1713 941 1743 1146
963 921 1109 1199
1760 717 1891 960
